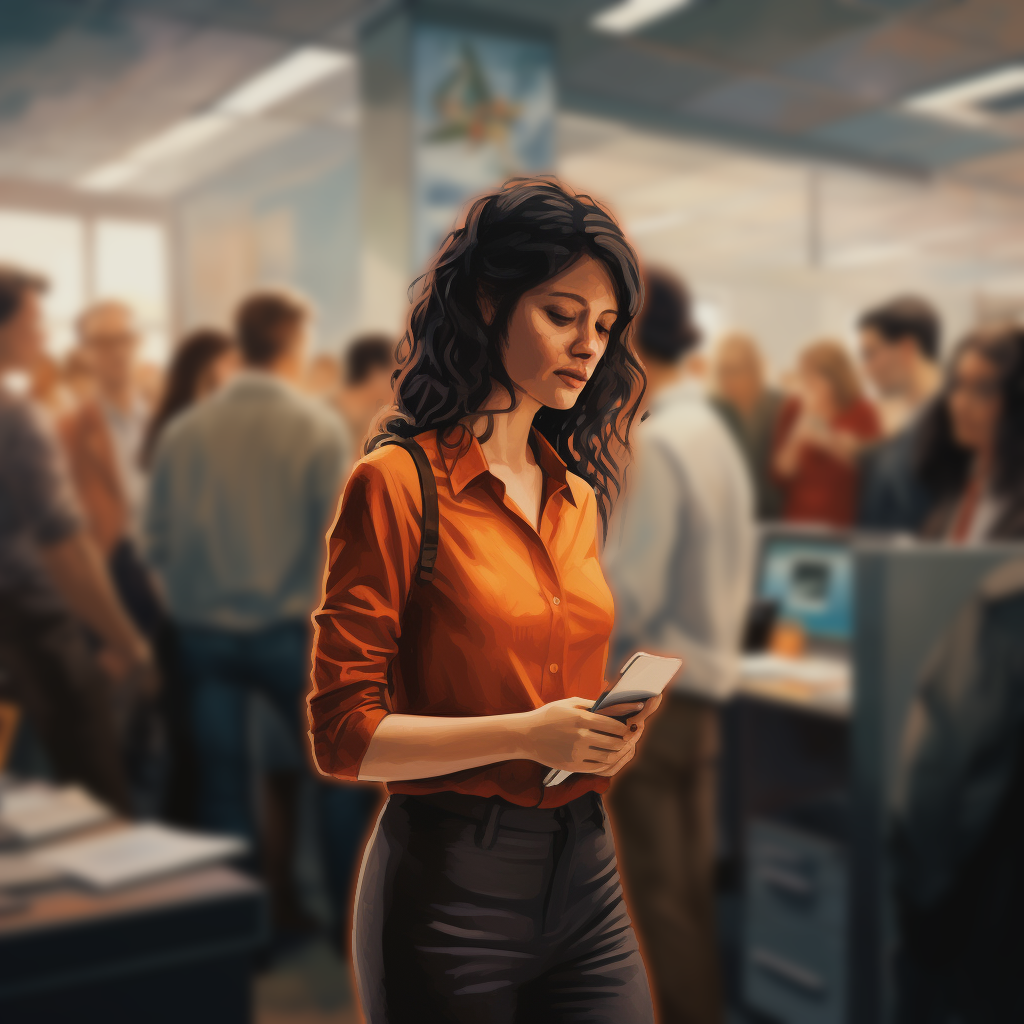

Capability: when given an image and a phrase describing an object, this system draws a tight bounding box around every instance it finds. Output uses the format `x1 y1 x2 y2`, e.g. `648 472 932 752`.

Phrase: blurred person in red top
309 179 661 1023
773 339 881 527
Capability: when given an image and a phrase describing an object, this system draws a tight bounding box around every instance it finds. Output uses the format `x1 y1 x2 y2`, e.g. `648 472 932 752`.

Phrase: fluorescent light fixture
80 114 232 192
218 46 352 116
592 0 697 35
78 46 351 193
904 65 1024 127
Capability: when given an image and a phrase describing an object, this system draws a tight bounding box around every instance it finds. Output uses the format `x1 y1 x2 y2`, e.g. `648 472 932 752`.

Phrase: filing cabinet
743 819 848 1024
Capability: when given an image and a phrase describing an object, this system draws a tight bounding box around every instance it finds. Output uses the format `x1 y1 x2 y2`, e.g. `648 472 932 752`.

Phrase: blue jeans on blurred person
176 620 377 938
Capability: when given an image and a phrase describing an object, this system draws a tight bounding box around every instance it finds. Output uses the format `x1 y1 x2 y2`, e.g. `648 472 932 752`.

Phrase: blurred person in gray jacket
604 270 755 1024
144 290 360 937
0 266 155 813
893 559 1024 1024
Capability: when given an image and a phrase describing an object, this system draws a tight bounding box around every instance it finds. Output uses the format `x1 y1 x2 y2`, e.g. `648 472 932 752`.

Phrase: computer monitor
757 531 853 645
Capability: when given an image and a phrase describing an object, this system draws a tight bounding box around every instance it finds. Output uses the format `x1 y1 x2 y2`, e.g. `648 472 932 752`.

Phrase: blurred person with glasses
857 296 943 532
0 266 155 813
917 324 1024 542
773 339 882 528
710 331 785 520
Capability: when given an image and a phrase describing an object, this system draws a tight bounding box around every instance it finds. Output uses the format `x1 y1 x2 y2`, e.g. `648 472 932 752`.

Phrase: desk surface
737 670 852 719
0 864 262 939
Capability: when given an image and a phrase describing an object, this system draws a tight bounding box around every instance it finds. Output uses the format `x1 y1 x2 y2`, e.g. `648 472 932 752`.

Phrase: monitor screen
758 536 852 643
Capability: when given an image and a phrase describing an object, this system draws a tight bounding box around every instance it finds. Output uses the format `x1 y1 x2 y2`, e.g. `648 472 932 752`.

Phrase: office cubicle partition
850 542 1020 1024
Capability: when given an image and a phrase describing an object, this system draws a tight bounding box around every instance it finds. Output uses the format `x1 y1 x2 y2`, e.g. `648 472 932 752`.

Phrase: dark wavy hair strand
369 177 646 535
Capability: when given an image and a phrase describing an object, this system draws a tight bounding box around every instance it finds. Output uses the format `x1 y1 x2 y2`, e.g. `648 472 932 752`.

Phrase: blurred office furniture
0 776 266 1023
0 865 264 1023
728 532 1017 1024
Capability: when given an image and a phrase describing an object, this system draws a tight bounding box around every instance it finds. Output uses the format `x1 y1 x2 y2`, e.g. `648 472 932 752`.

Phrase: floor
255 938 361 1024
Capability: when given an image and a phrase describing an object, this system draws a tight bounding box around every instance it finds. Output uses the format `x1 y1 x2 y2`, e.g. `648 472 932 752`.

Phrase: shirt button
549 663 559 674
552 596 561 606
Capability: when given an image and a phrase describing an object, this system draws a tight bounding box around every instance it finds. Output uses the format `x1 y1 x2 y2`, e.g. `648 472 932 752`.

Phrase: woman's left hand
589 693 663 777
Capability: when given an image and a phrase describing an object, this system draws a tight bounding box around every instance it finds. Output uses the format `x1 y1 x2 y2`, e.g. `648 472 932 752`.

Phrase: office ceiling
0 0 1023 195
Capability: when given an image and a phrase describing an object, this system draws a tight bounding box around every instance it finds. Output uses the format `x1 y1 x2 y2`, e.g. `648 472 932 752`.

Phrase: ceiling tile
685 76 860 134
786 20 991 104
811 108 1014 168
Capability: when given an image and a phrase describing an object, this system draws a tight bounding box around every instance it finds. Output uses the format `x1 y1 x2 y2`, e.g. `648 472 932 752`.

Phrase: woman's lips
555 370 587 389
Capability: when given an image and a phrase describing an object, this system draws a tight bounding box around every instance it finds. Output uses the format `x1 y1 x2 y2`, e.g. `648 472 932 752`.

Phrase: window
0 210 85 355
94 219 170 362
0 208 170 361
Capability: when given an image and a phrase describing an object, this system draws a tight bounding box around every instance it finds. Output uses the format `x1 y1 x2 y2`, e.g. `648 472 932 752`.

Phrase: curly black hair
371 176 646 535
917 324 1024 500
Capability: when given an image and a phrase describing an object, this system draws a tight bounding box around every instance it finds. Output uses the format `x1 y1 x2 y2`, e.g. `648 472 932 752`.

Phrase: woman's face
716 345 760 409
499 256 619 412
798 366 835 419
948 348 1002 454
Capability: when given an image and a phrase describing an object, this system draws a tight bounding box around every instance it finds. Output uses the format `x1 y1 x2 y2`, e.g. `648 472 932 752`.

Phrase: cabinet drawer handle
758 865 814 896
752 948 826 995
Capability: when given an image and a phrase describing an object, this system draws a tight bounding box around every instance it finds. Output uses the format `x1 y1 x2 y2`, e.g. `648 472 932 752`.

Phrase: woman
140 327 236 468
773 339 881 527
711 331 785 519
918 324 1024 542
309 178 661 1022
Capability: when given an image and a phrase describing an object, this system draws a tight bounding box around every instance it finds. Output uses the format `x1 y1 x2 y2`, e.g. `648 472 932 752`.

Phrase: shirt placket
536 489 569 703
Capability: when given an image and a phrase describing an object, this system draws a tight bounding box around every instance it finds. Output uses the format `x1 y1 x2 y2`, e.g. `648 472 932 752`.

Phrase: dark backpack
375 434 439 584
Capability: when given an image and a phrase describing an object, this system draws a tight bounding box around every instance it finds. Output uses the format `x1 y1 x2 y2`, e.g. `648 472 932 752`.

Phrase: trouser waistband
398 790 605 848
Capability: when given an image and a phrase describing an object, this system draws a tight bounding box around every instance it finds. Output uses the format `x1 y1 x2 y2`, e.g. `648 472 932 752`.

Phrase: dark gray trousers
353 790 655 1023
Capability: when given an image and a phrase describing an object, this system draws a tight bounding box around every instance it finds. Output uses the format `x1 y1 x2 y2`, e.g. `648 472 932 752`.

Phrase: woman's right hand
521 697 644 775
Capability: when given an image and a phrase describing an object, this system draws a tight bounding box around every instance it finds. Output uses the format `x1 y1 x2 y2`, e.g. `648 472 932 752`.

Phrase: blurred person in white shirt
603 269 755 1024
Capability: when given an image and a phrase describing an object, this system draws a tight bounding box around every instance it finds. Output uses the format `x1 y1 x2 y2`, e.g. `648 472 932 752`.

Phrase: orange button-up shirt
308 427 615 808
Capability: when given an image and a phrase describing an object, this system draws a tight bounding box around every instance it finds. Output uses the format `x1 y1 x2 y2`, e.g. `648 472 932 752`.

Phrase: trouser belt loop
477 798 503 850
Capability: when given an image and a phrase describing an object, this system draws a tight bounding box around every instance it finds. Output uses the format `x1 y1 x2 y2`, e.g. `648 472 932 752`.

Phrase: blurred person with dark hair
604 269 755 1024
144 289 355 937
0 266 154 813
773 340 882 527
859 295 942 436
137 326 236 822
710 331 785 519
140 327 236 469
858 296 943 532
917 324 1024 542
339 332 396 443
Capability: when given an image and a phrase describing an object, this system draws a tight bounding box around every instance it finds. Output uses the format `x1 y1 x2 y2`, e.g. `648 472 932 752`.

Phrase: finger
580 713 628 738
594 702 643 719
595 744 635 776
631 695 663 723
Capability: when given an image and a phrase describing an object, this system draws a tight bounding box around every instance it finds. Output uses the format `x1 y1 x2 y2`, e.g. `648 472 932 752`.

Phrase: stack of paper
0 784 113 845
32 823 248 890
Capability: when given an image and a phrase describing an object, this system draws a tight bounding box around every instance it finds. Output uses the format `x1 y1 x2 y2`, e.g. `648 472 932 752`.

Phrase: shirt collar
442 426 576 508
650 377 705 415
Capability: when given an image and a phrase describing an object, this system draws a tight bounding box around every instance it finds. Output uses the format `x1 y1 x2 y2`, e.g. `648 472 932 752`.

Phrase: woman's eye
596 322 611 337
545 308 574 326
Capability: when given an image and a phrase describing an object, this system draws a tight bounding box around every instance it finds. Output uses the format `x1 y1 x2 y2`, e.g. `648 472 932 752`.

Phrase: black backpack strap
378 435 439 584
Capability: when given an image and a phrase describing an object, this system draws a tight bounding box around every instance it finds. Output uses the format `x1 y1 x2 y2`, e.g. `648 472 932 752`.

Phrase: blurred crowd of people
2 249 1024 999
0 265 396 945
707 294 1024 542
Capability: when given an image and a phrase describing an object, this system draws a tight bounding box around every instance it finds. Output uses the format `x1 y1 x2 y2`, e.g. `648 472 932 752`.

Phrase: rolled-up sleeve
307 454 421 780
